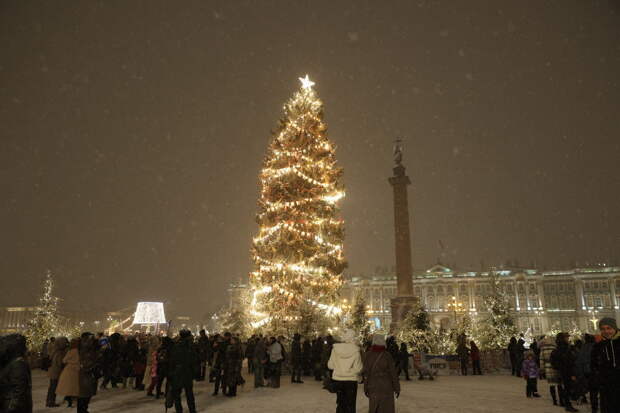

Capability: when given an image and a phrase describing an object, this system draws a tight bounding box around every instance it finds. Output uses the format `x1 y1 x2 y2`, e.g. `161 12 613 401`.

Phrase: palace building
229 264 620 335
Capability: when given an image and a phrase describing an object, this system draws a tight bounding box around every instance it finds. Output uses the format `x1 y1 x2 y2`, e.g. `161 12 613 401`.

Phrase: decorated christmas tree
25 270 61 350
249 76 346 334
479 271 518 350
346 294 371 342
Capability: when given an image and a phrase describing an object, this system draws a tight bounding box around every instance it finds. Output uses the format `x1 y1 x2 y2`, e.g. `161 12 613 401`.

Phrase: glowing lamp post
447 296 464 323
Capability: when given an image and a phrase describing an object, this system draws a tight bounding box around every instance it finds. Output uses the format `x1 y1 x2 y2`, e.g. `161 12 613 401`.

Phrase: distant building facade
0 306 38 334
229 264 620 335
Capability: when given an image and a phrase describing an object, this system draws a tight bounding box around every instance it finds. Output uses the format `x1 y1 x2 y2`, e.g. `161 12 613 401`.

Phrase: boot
565 407 579 413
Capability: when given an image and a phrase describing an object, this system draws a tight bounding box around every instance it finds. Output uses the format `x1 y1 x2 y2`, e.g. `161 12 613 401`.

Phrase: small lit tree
479 271 518 350
221 309 250 338
347 294 371 343
25 270 61 350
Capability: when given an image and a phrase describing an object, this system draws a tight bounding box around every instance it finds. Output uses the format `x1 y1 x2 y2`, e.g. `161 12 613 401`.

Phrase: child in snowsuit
522 351 541 398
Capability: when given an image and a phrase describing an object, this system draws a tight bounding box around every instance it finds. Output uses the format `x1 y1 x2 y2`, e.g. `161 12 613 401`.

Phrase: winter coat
268 342 284 363
539 336 559 383
213 340 229 369
156 343 171 378
363 349 400 413
312 339 323 365
224 343 243 387
552 342 577 382
143 337 160 387
56 349 80 397
397 350 410 369
291 339 303 365
244 340 256 360
101 336 121 379
253 340 268 365
48 337 68 380
302 340 312 366
321 339 334 370
327 342 363 381
0 357 32 413
78 337 99 398
575 342 594 379
197 335 209 362
456 344 469 361
521 359 539 379
169 338 199 387
470 345 481 362
591 331 620 392
121 339 140 378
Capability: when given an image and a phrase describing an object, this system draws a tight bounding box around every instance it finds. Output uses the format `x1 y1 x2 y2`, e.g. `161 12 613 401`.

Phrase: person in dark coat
302 338 312 376
253 337 268 388
530 338 540 367
212 332 230 396
196 330 209 381
291 333 303 383
0 334 32 413
100 333 121 389
321 335 335 387
397 343 411 380
516 334 526 376
456 340 469 376
155 336 173 399
224 337 243 397
363 334 400 413
552 332 578 412
470 341 482 375
508 337 518 376
77 333 100 413
576 334 597 410
46 336 68 407
168 330 198 413
592 317 620 413
386 337 399 369
312 337 324 381
245 336 256 375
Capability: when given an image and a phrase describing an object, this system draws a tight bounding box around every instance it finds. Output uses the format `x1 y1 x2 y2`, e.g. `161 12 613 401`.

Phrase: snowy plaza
31 369 564 413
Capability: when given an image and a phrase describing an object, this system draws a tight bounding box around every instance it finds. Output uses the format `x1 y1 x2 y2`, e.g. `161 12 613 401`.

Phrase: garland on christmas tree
249 76 346 334
25 270 61 350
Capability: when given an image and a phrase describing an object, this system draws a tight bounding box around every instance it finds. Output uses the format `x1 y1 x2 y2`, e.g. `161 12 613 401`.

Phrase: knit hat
598 317 618 331
371 334 386 347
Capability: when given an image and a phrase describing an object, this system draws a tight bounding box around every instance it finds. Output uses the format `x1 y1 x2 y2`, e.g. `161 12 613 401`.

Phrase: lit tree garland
346 293 371 343
249 75 346 334
478 271 519 350
25 270 61 350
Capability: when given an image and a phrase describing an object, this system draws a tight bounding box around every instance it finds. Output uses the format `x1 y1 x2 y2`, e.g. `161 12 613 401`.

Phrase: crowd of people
0 328 406 413
506 317 619 413
0 317 617 413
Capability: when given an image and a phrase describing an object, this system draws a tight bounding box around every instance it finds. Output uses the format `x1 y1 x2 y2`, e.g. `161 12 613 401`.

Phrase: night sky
1 1 619 319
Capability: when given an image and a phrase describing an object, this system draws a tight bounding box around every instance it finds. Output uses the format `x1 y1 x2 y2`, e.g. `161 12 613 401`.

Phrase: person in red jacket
470 341 482 375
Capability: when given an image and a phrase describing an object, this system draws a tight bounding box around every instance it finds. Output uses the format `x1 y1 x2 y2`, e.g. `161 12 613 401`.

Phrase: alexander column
389 139 418 331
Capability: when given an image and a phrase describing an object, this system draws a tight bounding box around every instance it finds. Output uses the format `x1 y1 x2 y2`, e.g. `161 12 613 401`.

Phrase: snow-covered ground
32 369 569 413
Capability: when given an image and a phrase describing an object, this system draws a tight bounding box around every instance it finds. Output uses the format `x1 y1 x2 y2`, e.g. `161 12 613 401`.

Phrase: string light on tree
249 75 346 334
25 270 61 350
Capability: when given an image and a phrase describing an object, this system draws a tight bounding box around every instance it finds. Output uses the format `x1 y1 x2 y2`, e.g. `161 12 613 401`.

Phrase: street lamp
447 296 464 323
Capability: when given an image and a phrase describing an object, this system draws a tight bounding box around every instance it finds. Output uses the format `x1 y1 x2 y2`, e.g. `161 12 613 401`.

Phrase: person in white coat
328 329 363 413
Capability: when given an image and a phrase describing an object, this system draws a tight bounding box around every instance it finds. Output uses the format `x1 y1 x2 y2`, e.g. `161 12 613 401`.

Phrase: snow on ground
32 369 568 413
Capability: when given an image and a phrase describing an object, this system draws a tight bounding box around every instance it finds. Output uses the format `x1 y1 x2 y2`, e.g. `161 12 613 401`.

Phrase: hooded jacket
592 331 620 388
328 342 363 381
0 335 32 413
